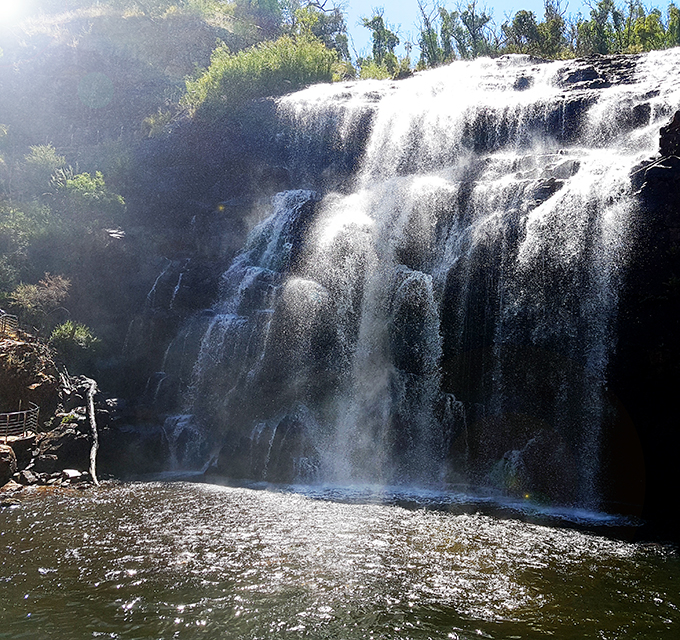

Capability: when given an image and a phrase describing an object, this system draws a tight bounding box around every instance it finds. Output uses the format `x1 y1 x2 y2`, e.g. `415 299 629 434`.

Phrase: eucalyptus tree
456 0 495 57
362 10 400 66
282 0 350 60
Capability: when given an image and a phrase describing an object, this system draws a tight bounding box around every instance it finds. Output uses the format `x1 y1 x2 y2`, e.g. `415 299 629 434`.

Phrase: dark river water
1 480 678 639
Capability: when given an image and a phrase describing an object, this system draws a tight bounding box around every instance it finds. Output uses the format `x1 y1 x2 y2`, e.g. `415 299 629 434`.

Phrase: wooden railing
0 313 19 338
1 403 39 443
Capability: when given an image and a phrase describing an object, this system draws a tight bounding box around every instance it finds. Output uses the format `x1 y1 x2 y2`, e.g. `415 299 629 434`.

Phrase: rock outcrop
659 110 680 157
606 110 680 534
0 338 62 429
0 445 17 486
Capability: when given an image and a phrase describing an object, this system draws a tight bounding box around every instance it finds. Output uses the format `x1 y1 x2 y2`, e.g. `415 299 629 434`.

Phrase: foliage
141 109 174 138
362 11 400 66
0 203 49 258
413 0 680 67
500 1 567 57
232 0 284 44
332 59 357 81
19 145 67 198
283 1 350 60
359 9 407 78
184 34 337 117
49 320 101 367
456 0 495 58
52 170 126 231
417 1 498 65
358 59 393 80
8 273 70 330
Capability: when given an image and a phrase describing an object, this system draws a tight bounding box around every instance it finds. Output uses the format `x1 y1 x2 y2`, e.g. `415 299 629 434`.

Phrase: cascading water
168 50 680 509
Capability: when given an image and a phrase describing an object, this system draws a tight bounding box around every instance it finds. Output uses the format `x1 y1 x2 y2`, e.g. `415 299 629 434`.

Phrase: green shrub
52 170 125 230
20 145 66 196
0 203 50 255
9 273 70 330
141 109 174 138
184 34 337 117
358 59 392 80
49 320 101 371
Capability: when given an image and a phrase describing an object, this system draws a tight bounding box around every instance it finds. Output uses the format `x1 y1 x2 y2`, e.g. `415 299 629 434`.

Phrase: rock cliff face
0 341 172 489
5 51 678 536
0 338 62 428
118 52 680 538
612 137 680 534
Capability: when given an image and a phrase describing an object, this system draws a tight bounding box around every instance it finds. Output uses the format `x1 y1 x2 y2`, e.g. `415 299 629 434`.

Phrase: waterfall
169 50 680 508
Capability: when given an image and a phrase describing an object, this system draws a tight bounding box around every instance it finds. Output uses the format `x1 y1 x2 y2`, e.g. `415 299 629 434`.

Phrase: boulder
0 444 18 486
16 469 39 485
32 420 91 474
7 434 37 471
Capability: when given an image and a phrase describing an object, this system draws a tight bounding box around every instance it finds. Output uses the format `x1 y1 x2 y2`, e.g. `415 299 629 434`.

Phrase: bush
141 109 174 138
8 273 70 330
358 59 392 80
49 320 101 372
184 34 337 117
50 320 100 352
20 145 66 197
52 170 125 230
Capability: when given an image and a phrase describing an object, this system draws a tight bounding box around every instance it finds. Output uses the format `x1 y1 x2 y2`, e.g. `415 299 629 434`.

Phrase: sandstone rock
0 479 23 494
0 340 61 429
0 444 18 486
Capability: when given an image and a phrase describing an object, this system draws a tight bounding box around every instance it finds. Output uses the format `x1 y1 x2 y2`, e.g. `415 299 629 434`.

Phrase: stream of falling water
1 480 678 639
159 52 680 509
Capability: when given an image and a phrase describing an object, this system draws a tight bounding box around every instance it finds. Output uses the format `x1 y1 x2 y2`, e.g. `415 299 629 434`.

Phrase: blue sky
341 0 657 58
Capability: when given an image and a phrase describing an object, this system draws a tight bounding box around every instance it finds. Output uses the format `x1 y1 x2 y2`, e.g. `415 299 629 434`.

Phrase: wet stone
16 469 39 485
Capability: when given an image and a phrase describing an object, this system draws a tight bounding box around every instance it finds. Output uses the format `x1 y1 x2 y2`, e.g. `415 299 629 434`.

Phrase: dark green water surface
1 480 678 639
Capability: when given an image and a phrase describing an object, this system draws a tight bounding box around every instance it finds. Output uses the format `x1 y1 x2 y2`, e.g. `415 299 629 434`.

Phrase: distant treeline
414 0 680 66
177 0 680 113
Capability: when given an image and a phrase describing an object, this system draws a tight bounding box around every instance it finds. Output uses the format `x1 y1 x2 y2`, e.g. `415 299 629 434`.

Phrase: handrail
0 313 19 338
1 402 39 443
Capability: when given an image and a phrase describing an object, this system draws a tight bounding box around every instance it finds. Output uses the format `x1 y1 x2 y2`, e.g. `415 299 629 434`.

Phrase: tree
668 3 680 47
234 0 283 42
283 1 350 60
576 0 617 54
52 170 126 232
418 1 445 67
362 10 400 68
358 9 403 77
439 7 465 60
538 0 567 57
19 145 66 198
633 8 665 50
503 10 542 54
454 1 495 59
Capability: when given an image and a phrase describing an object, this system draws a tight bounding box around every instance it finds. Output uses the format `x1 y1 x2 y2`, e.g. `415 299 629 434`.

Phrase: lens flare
0 0 24 21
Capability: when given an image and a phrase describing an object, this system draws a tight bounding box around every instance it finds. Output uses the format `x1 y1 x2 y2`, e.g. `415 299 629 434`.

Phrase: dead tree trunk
83 377 100 486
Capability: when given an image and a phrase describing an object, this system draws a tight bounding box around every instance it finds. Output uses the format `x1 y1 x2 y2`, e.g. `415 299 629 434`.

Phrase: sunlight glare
0 0 24 22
